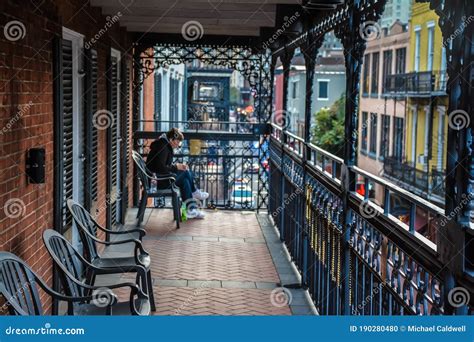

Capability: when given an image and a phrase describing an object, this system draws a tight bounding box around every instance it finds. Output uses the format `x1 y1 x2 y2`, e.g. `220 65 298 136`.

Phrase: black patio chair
67 199 146 242
132 150 181 228
42 230 150 315
67 200 156 311
0 251 147 315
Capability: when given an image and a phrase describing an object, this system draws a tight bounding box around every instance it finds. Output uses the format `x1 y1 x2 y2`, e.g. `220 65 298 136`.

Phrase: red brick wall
0 0 134 312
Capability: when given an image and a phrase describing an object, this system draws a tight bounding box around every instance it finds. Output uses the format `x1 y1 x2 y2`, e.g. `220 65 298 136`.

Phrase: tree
311 94 345 157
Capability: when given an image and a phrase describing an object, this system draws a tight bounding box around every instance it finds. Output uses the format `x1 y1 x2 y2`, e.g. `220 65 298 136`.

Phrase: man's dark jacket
146 135 177 188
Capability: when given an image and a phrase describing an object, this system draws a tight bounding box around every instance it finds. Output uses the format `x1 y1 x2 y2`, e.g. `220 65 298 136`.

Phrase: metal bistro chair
0 251 147 315
42 230 150 315
132 150 181 229
67 199 156 311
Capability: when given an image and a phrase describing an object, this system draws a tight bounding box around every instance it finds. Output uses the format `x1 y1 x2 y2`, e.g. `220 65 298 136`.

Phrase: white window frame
411 105 418 164
414 26 421 72
426 21 435 71
317 79 330 101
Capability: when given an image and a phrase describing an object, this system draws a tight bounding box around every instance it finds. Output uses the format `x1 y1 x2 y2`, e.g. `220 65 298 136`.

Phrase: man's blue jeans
175 170 197 202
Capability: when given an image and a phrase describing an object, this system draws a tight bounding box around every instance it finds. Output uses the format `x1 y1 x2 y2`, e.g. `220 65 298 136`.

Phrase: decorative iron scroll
133 43 273 209
136 44 260 89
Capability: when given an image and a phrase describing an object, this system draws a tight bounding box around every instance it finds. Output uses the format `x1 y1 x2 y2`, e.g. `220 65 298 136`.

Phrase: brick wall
0 0 134 312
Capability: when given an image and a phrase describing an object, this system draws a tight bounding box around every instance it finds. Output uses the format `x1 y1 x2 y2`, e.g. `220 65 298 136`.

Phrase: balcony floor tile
98 208 316 316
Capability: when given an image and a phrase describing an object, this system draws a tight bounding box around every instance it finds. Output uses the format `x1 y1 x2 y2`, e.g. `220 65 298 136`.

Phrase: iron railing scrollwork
132 44 273 209
270 123 471 315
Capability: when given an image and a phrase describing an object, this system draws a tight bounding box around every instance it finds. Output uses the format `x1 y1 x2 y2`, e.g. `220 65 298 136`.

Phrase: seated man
146 128 208 219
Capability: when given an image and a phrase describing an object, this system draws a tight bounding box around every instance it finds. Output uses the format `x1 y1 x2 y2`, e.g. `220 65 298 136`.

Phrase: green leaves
311 94 345 157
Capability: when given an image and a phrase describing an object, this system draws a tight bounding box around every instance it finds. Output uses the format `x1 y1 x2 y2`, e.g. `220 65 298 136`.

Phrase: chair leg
137 192 148 227
146 270 156 311
173 193 180 229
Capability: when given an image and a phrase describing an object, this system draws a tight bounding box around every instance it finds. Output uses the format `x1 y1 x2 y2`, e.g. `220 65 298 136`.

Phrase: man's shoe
192 190 209 200
187 209 205 219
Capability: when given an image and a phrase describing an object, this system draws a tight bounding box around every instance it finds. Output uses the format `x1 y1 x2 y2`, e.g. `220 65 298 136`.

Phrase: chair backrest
42 229 88 299
0 252 44 315
67 199 99 262
132 150 151 191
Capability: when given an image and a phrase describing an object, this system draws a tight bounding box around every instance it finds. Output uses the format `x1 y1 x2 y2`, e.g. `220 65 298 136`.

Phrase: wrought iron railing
384 71 447 96
269 124 470 315
133 121 268 210
383 157 445 203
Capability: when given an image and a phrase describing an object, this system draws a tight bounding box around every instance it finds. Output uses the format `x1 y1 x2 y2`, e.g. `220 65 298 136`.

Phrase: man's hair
166 127 184 141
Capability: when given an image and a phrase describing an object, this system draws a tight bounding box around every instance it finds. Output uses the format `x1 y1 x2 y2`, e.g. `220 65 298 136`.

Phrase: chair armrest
152 173 176 182
89 234 150 266
95 223 146 239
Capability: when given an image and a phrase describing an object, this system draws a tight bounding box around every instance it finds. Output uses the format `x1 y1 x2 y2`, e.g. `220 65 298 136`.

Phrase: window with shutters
120 60 131 222
61 38 74 231
84 48 99 211
108 50 122 227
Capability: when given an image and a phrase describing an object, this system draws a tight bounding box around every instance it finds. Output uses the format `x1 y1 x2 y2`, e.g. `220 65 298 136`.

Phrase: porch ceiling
91 0 304 37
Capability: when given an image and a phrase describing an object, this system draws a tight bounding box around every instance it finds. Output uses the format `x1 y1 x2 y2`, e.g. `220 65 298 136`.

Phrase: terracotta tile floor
103 209 315 315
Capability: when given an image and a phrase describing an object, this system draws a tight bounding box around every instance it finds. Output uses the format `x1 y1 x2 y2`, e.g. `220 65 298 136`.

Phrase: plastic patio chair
132 150 181 228
0 251 148 315
42 229 151 315
67 200 156 311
